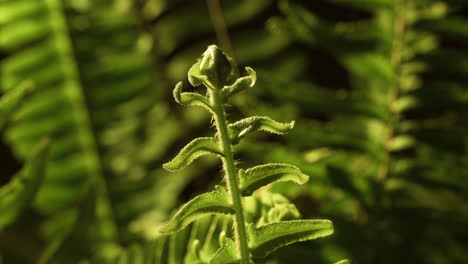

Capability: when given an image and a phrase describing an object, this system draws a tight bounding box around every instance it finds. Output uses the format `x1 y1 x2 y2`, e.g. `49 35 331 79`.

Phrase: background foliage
0 0 467 263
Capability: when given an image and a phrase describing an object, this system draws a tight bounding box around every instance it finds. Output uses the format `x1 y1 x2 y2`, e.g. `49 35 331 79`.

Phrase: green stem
377 0 406 183
209 89 251 263
372 2 406 262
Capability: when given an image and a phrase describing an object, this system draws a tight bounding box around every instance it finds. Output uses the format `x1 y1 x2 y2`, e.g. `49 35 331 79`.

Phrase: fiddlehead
161 45 334 264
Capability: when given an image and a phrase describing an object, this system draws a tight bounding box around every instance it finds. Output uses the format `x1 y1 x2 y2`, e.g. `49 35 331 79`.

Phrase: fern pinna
160 45 334 264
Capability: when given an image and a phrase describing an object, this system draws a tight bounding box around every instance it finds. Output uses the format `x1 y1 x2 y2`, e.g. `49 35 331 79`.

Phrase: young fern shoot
161 45 333 264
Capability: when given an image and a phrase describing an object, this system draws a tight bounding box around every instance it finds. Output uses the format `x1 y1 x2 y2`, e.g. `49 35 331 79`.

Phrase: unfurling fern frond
159 45 334 264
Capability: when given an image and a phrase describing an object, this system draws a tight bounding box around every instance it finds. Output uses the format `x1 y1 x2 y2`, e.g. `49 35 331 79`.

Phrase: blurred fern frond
236 0 468 263
0 0 168 261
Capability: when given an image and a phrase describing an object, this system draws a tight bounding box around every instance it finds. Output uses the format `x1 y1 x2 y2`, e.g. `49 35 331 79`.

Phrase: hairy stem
209 89 251 263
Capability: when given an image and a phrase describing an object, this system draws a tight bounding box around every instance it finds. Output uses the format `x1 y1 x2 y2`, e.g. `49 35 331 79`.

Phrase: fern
0 82 49 256
1 0 278 261
1 0 467 263
0 81 32 129
0 0 164 261
243 0 468 263
0 139 49 231
114 191 309 264
160 45 333 264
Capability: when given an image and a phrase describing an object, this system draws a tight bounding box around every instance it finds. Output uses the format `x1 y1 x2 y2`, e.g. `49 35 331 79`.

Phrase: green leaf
221 67 257 98
160 187 234 234
173 81 214 113
334 259 352 264
0 138 49 230
244 192 301 226
228 116 295 143
210 238 239 264
163 137 223 172
343 53 393 84
249 219 334 258
389 135 415 152
0 81 33 128
167 225 192 264
239 163 309 196
183 215 233 263
188 61 209 87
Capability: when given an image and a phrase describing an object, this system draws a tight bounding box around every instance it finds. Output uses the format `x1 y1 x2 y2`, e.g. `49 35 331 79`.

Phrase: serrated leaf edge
163 137 223 172
239 163 309 196
160 187 234 234
250 219 334 258
228 116 295 143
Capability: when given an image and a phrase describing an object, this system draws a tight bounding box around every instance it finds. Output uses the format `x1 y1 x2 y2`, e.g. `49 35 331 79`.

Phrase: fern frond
1 0 162 261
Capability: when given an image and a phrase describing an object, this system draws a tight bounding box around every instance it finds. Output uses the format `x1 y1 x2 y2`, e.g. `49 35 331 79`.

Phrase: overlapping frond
0 0 166 261
235 1 468 263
